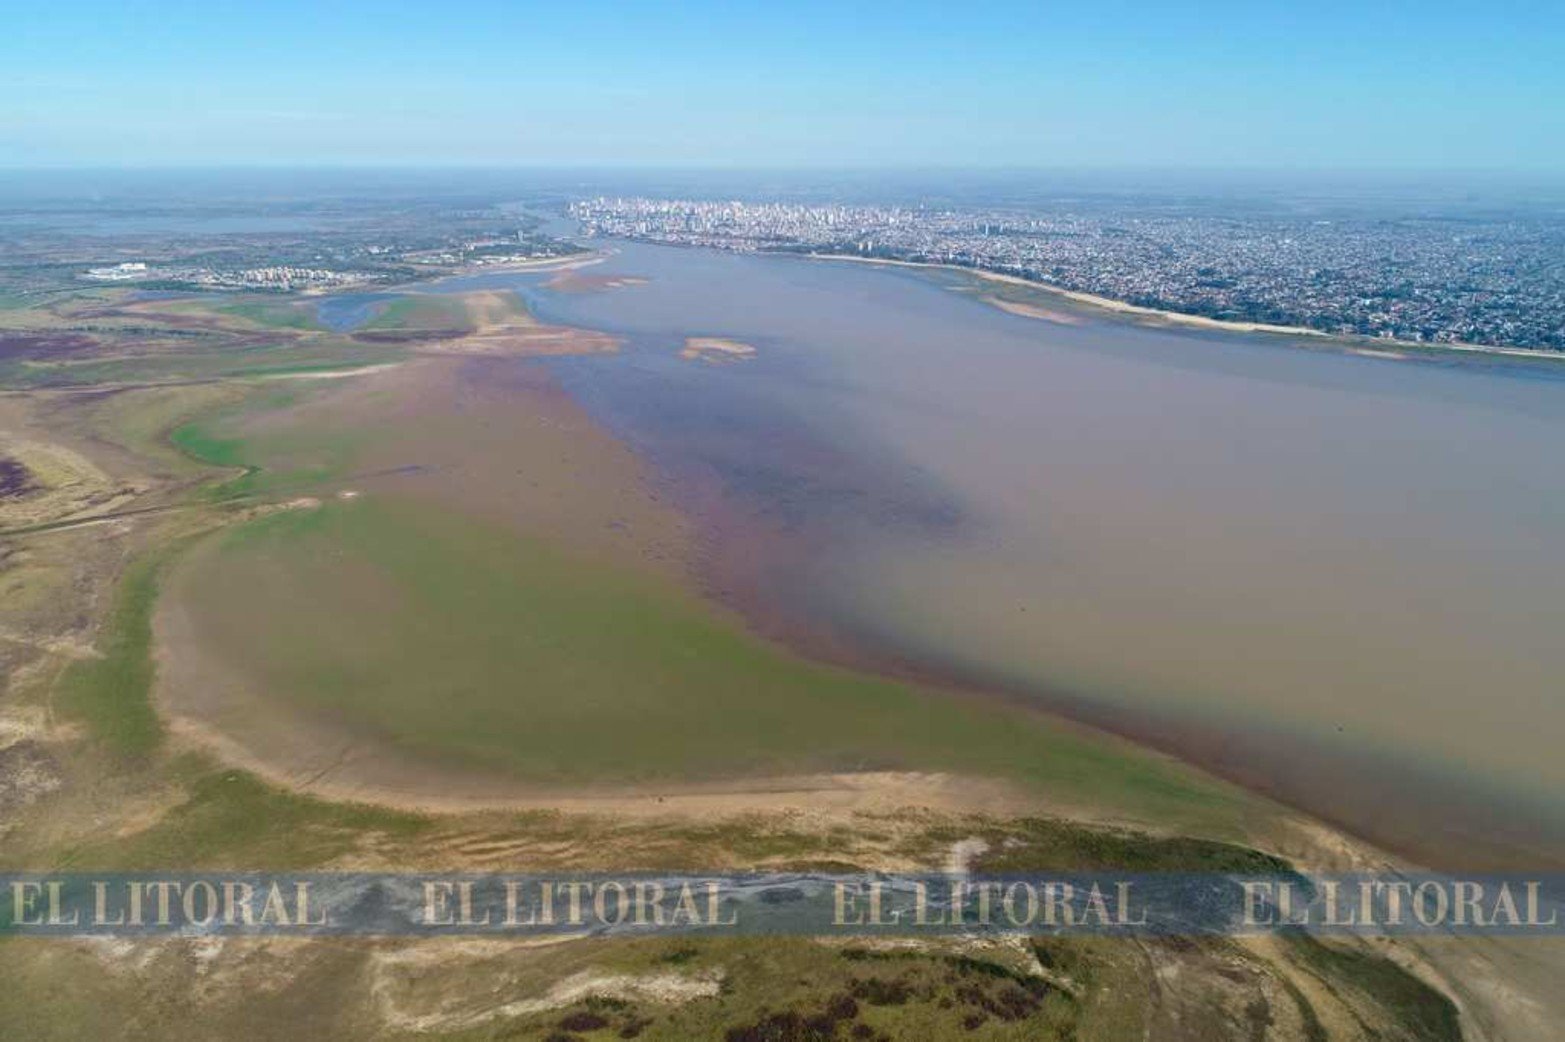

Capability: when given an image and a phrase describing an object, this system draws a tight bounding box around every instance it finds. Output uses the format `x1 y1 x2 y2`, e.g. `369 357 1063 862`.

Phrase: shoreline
801 251 1565 363
157 708 1084 824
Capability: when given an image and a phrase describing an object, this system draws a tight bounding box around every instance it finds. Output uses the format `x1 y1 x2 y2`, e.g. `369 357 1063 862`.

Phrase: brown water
441 242 1565 869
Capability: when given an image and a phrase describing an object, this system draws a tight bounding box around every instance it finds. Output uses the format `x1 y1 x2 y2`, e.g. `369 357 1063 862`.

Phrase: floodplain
0 253 1549 1042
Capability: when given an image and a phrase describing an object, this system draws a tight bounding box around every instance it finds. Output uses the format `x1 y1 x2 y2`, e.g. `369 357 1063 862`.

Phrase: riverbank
803 252 1565 363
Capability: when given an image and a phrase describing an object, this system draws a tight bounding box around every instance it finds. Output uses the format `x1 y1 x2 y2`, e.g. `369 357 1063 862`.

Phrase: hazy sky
5 1 1563 169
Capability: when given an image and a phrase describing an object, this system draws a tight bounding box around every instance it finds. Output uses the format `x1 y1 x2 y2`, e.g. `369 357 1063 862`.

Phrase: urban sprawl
572 198 1565 351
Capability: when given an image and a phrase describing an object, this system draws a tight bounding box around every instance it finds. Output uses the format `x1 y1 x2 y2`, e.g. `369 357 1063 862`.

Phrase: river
436 240 1565 869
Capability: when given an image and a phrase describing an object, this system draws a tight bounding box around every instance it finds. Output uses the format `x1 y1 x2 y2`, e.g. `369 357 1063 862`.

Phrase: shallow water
313 291 399 331
441 241 1565 868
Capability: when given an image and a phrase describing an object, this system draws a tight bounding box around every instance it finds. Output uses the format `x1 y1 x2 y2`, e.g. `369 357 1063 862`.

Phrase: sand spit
982 296 1083 325
545 270 650 293
679 337 756 363
400 290 621 357
259 363 404 380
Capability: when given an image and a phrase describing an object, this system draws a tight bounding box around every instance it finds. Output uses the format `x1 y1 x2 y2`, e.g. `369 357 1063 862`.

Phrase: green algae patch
165 493 1252 830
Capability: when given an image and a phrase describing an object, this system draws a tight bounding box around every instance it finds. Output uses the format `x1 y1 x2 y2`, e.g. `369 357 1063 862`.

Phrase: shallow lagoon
442 242 1565 868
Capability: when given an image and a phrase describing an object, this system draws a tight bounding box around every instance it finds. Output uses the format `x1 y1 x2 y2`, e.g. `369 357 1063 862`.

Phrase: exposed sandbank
982 296 1083 325
545 270 650 293
679 336 757 363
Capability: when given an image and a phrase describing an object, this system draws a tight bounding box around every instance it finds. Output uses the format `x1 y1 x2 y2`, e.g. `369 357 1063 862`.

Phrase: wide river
437 240 1565 869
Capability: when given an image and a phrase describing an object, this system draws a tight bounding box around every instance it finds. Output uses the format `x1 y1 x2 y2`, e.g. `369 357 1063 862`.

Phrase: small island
679 336 757 363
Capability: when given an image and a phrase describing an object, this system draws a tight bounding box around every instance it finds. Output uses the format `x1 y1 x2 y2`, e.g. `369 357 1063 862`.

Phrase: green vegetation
0 341 399 390
1284 932 1462 1042
352 936 1100 1041
0 926 1454 1042
960 818 1294 875
214 299 325 331
5 507 424 878
167 384 366 500
64 757 429 870
168 420 252 470
75 383 249 479
34 526 427 870
368 932 1414 1042
361 293 474 332
176 495 1244 829
54 554 164 760
353 289 531 334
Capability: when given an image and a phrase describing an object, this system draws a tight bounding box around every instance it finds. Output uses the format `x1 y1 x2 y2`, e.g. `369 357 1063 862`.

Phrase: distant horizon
4 162 1565 174
6 164 1564 215
3 164 1563 188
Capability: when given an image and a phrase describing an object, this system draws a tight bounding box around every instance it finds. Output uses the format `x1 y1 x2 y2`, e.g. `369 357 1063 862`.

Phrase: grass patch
167 384 363 499
54 554 164 761
64 755 429 870
74 383 248 480
965 818 1294 874
168 420 251 470
215 299 324 331
361 294 473 332
1284 931 1461 1042
2 346 397 389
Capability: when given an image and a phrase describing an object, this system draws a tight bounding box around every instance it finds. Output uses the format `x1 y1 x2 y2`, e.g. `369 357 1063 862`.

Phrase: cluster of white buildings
81 262 368 291
570 197 1565 350
83 262 150 281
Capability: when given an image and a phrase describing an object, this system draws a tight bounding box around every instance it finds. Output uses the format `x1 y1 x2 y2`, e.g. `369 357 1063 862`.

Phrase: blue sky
4 1 1563 168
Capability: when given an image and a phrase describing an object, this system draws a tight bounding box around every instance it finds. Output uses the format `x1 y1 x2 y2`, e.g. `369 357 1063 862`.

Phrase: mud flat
350 289 620 356
153 353 1273 840
545 270 650 293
